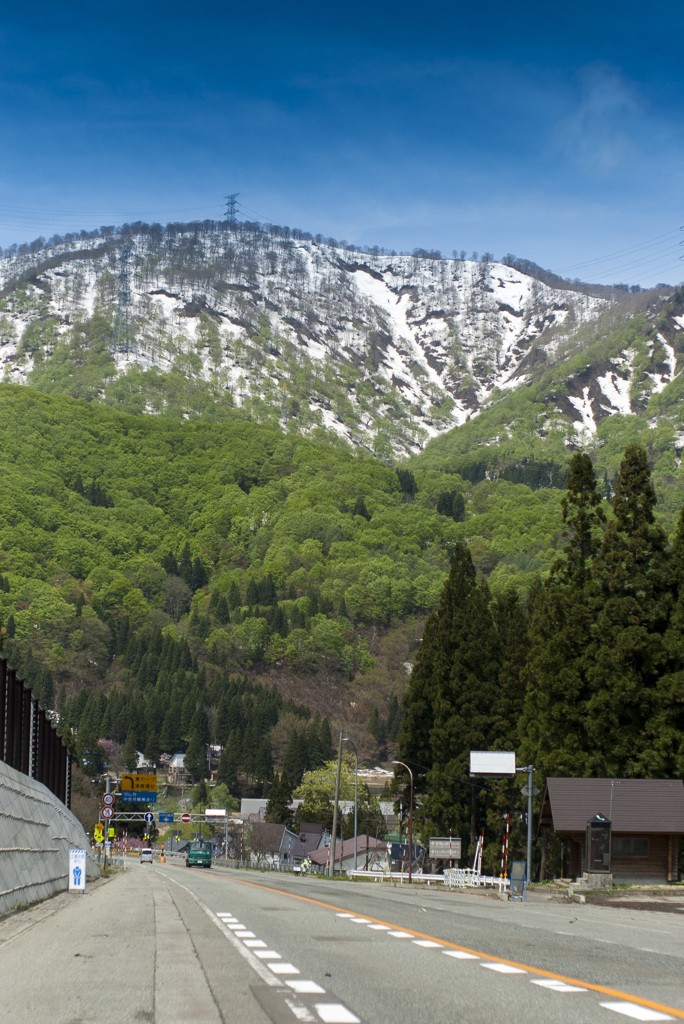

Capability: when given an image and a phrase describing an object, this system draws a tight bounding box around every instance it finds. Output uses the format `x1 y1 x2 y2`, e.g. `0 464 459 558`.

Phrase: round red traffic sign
102 807 114 818
102 793 114 806
181 813 191 823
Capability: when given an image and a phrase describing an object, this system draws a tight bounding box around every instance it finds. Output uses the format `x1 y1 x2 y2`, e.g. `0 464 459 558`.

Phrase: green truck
186 840 212 868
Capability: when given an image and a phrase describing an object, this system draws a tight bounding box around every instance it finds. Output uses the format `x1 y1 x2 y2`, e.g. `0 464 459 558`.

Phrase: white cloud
554 63 644 174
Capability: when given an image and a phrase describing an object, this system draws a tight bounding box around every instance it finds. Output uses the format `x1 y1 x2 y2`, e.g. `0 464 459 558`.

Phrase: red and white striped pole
501 813 510 877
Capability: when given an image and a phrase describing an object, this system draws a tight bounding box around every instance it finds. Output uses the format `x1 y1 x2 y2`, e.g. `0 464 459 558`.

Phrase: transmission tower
113 242 133 355
224 193 240 224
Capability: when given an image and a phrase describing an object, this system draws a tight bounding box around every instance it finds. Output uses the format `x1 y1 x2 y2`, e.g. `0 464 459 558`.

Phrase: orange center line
192 869 684 1020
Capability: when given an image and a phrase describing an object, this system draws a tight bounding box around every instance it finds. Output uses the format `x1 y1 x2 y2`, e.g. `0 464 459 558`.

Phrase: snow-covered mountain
0 223 679 455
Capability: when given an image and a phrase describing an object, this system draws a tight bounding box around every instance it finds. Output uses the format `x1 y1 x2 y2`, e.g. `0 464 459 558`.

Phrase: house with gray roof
540 778 684 884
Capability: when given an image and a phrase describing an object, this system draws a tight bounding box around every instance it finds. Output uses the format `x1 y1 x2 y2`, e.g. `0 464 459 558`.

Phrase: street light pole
392 760 413 884
343 737 358 871
328 730 343 878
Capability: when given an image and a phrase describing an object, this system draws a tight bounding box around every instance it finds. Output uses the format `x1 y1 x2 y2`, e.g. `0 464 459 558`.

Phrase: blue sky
1 0 682 286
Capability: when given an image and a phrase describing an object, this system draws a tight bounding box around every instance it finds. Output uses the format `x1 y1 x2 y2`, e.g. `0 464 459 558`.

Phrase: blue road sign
144 812 155 824
159 812 174 823
121 792 157 804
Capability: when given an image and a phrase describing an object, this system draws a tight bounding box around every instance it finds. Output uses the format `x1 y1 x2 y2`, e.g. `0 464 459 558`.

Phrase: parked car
140 848 153 863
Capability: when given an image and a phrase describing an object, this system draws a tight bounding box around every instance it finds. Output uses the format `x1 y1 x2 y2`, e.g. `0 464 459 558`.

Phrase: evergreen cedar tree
400 445 684 863
265 771 294 826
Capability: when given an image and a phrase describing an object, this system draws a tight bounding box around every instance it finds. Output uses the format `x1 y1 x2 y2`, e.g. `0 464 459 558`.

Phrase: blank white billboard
469 751 516 777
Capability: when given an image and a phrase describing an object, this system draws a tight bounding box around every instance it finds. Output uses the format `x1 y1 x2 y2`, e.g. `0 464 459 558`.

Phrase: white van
140 848 153 863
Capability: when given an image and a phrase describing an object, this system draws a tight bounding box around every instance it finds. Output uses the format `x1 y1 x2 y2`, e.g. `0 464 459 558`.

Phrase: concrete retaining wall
0 759 100 916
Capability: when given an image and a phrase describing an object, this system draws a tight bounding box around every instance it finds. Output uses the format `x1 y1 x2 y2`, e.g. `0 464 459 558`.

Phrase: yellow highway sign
121 773 158 792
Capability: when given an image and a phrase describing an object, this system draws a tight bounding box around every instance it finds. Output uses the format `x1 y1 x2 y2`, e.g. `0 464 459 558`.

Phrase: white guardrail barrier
443 868 510 892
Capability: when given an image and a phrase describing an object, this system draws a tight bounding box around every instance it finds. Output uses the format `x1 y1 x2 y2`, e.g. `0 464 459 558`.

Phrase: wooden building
540 778 684 884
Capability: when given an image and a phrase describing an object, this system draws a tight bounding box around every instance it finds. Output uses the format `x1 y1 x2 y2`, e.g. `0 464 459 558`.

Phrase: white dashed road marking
599 1003 674 1021
254 950 281 959
531 979 586 993
481 963 527 975
314 1004 361 1023
387 930 412 938
287 980 327 994
413 939 443 948
268 962 300 975
443 950 479 960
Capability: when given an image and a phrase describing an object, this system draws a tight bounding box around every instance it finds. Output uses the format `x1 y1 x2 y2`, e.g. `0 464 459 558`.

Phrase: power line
556 228 681 273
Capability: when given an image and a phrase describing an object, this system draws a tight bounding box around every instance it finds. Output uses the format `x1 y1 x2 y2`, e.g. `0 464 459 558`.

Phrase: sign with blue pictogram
144 812 155 824
69 849 87 893
159 812 174 823
121 791 157 803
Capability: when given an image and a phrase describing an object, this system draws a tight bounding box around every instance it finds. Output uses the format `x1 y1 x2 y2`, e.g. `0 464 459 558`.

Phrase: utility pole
527 764 533 885
328 730 343 878
343 736 358 871
516 763 535 885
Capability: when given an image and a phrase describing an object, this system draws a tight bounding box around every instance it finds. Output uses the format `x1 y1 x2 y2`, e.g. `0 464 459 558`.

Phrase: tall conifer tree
586 444 670 775
399 542 501 849
522 452 605 776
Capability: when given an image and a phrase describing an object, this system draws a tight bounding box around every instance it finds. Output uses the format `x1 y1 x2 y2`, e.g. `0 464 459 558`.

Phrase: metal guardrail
0 656 71 807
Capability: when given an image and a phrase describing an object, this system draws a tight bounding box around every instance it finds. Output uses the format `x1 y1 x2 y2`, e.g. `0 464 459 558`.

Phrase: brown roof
309 836 387 866
249 822 289 852
541 778 684 834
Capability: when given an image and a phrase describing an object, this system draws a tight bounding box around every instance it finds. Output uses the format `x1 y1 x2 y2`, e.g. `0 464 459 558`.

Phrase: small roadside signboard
121 773 158 792
93 825 104 844
159 812 174 823
102 793 115 806
429 837 462 860
121 791 157 804
69 849 87 893
510 860 527 900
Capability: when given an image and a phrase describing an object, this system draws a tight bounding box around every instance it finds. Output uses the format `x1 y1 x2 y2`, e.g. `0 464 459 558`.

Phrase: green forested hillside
2 380 684 854
0 383 461 765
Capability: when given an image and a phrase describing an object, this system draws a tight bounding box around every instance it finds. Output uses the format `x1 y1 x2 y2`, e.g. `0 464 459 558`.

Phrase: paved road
1 861 683 1024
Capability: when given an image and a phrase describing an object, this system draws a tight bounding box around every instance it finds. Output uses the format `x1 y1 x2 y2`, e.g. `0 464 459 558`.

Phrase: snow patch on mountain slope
569 387 597 437
597 362 633 416
0 229 666 454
